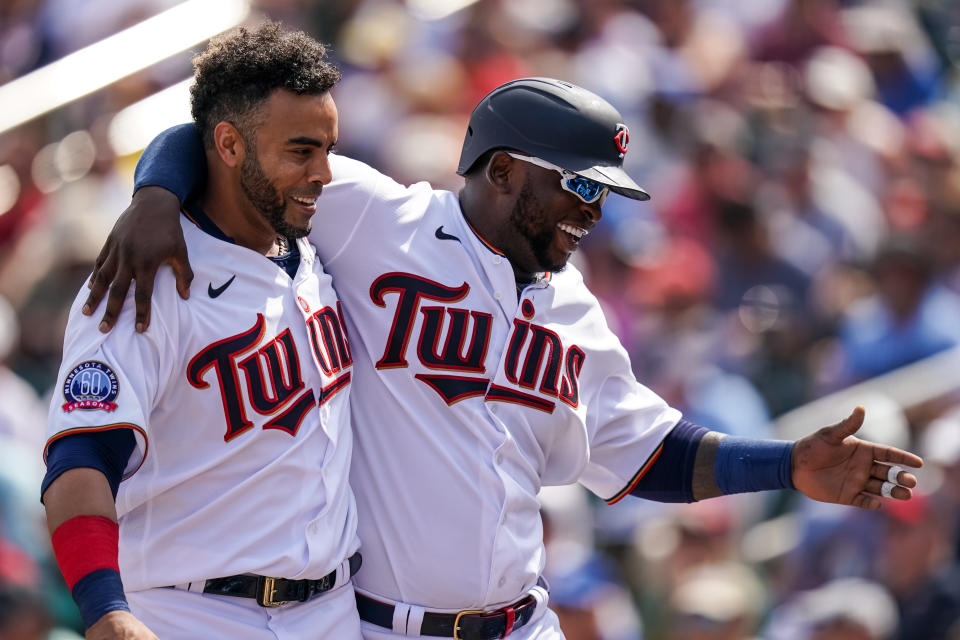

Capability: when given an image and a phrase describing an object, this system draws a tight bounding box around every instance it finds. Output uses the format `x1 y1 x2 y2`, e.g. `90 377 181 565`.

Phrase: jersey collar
460 213 551 289
182 201 234 244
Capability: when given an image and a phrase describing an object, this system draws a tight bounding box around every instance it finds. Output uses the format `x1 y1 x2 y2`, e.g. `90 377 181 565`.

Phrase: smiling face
237 89 338 239
499 155 602 277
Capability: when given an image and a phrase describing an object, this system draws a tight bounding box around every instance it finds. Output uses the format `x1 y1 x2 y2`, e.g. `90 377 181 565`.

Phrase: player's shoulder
543 264 607 316
328 153 438 201
329 154 395 191
548 262 589 293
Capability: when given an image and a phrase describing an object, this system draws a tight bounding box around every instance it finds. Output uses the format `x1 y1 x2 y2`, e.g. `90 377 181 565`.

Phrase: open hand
792 406 923 510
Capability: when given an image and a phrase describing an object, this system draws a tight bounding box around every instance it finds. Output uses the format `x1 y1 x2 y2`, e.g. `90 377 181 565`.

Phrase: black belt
201 552 361 607
355 583 542 640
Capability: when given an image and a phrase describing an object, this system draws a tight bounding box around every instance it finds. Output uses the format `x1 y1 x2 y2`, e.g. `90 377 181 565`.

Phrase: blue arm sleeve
41 430 137 501
133 123 206 203
630 419 709 503
629 421 795 503
713 436 794 494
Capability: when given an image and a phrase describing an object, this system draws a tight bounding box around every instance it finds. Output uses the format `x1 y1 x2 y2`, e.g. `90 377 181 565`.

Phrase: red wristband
51 515 120 591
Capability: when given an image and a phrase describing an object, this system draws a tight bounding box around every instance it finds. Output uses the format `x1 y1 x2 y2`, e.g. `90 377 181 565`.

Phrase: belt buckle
453 609 483 640
257 576 288 607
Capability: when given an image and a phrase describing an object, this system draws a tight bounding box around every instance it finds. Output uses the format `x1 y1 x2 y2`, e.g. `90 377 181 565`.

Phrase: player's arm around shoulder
84 185 192 334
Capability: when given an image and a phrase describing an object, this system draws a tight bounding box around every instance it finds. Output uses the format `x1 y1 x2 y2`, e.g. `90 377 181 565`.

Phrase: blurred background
1 0 960 638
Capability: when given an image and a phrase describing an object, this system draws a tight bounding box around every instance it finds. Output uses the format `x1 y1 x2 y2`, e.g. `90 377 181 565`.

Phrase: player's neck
458 186 503 249
201 176 278 255
458 187 541 284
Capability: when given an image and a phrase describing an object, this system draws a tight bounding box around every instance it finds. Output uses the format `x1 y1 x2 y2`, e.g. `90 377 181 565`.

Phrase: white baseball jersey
311 155 680 611
44 214 359 592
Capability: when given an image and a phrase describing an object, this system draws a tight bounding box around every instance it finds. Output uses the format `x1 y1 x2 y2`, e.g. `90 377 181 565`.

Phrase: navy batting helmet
457 77 650 201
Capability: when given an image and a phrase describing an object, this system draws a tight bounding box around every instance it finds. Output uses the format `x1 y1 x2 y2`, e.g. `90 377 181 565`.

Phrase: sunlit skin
203 89 338 255
460 152 602 281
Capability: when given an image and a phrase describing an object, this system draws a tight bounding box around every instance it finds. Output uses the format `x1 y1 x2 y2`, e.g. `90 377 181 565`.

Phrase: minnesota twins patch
62 361 119 412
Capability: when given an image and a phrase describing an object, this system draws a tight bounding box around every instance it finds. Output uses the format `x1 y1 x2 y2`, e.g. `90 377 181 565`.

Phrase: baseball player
85 77 922 640
40 25 363 639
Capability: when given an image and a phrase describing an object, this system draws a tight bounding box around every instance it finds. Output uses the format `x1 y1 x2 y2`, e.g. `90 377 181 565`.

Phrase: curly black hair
190 21 340 148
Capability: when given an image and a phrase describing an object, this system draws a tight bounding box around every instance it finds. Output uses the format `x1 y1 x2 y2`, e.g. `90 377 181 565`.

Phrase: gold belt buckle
257 576 288 607
453 609 484 640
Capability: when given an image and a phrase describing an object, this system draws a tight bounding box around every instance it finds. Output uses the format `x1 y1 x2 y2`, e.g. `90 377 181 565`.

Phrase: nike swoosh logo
435 226 461 243
208 275 236 299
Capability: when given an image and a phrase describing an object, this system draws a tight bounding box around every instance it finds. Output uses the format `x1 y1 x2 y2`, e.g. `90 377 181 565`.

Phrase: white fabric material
405 605 425 637
392 602 411 634
334 555 357 590
887 464 904 484
128 581 363 639
881 481 895 498
311 155 679 612
45 218 359 592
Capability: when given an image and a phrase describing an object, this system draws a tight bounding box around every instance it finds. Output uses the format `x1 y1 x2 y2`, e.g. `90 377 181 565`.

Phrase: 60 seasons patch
62 361 119 412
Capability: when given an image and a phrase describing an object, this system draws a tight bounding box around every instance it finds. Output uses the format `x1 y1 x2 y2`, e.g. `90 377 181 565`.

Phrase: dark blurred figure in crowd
751 0 848 65
712 199 811 313
845 3 943 117
879 494 960 640
0 585 52 640
832 236 960 386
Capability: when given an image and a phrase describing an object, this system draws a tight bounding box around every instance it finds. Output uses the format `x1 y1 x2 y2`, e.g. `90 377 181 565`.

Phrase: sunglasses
506 153 609 205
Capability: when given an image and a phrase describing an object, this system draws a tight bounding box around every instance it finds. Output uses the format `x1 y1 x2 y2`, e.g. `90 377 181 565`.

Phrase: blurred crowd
2 0 960 638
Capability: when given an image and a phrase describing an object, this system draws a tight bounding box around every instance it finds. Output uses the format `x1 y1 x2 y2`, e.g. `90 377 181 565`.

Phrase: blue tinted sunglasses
506 153 609 205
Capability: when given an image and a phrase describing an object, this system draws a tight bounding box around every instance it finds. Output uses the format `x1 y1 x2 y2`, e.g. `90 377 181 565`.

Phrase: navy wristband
714 436 794 494
72 568 130 629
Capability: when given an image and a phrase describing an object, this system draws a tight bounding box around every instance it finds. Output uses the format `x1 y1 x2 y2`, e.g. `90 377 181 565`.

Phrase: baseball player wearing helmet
41 25 363 639
84 76 922 640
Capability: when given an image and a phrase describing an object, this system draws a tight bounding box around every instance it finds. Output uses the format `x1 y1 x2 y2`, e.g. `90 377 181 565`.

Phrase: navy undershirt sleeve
630 419 709 503
134 123 206 204
41 430 137 501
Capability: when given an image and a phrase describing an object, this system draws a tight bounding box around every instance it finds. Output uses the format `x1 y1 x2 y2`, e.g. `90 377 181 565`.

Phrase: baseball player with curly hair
83 70 922 639
41 24 363 639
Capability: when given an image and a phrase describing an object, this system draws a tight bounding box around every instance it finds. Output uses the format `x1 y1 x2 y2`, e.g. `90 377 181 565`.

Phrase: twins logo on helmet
614 123 629 157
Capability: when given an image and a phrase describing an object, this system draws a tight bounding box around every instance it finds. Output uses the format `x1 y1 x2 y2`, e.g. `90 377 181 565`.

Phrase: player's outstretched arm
630 409 923 505
83 186 191 333
791 406 923 509
684 406 923 508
